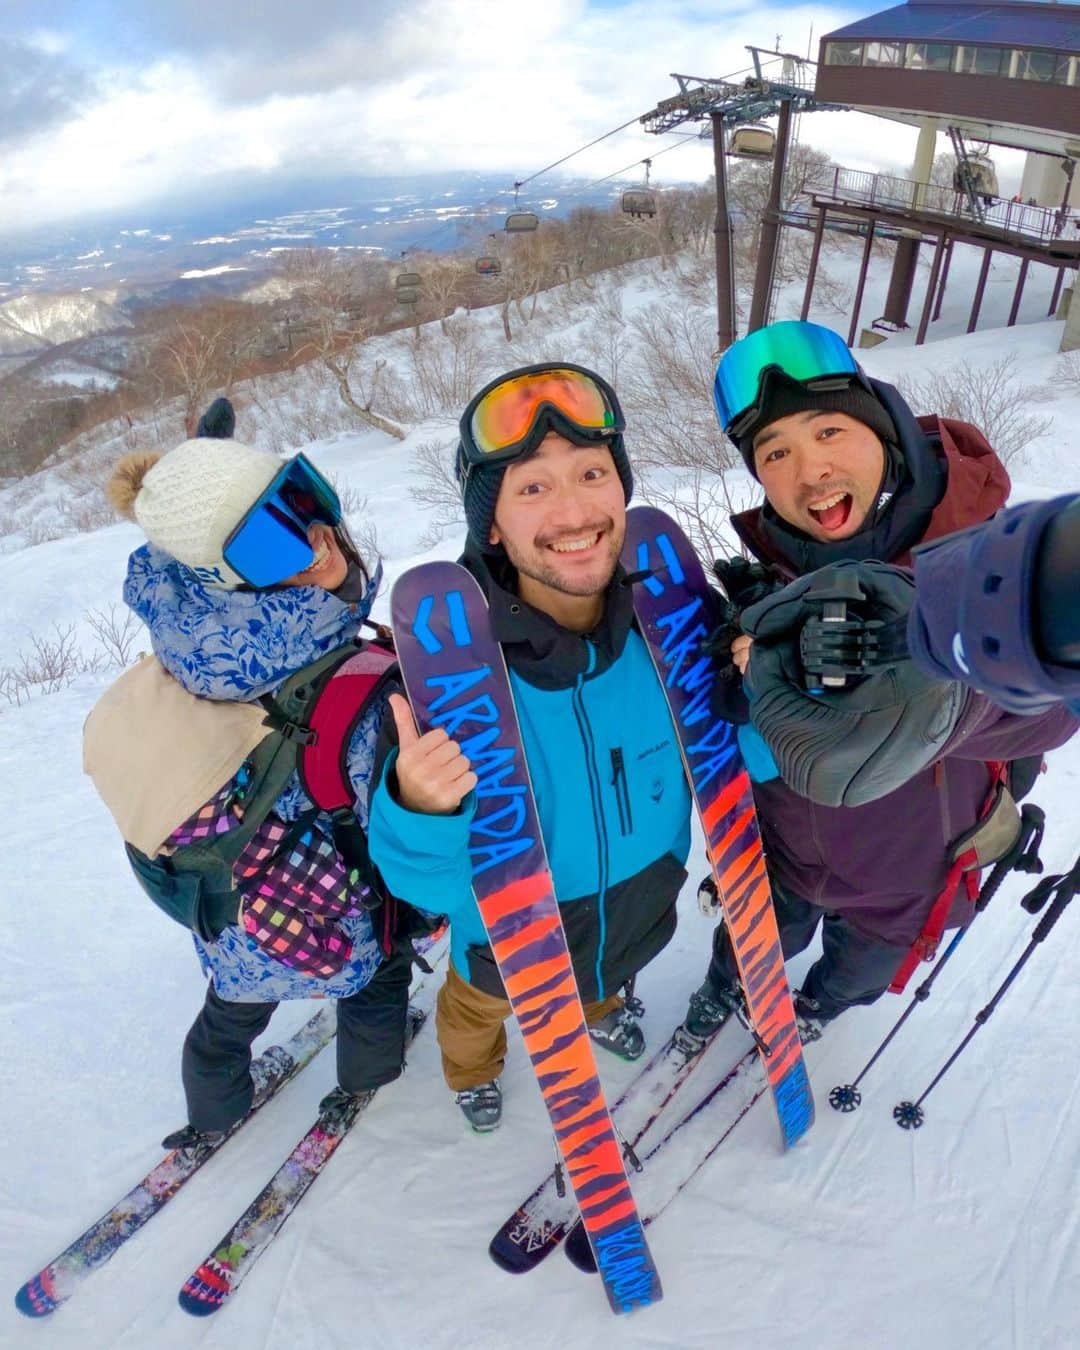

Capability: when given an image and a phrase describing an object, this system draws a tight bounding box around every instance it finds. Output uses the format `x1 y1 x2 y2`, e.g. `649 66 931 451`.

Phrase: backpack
85 641 397 945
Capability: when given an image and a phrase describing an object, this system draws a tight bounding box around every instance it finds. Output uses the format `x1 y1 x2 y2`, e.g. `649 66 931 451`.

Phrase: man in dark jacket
682 321 1079 1044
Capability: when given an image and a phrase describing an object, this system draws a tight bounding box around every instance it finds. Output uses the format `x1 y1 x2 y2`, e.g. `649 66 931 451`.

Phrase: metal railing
808 166 1078 246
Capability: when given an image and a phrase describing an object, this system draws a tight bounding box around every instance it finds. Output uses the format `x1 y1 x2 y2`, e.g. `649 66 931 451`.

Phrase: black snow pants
182 947 413 1133
706 880 909 1025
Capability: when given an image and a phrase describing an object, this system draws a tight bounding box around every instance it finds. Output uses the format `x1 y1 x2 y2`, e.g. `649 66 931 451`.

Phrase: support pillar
916 233 947 346
882 236 919 326
711 111 737 351
1049 267 1067 317
967 247 993 334
800 204 827 322
931 238 954 321
1061 272 1080 352
882 118 938 327
748 98 794 332
1007 258 1030 326
847 221 877 348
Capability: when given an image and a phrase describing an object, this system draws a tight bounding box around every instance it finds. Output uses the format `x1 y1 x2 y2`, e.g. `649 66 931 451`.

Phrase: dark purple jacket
733 417 1079 945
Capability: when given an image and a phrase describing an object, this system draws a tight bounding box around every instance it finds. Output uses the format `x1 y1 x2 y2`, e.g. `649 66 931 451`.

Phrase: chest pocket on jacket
610 747 634 836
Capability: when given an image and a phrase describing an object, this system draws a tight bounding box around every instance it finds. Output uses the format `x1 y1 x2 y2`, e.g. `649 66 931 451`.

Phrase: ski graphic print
14 1006 337 1318
176 992 437 1317
490 1018 723 1275
392 562 662 1315
622 506 814 1149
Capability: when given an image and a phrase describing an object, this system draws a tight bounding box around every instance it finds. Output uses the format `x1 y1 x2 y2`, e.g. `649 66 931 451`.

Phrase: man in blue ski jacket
367 365 707 1131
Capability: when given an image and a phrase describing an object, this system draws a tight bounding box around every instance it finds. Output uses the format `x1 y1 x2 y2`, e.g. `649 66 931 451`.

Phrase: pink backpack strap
297 643 397 812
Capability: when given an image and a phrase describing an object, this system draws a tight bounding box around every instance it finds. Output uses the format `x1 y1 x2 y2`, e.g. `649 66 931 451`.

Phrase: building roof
824 2 1080 53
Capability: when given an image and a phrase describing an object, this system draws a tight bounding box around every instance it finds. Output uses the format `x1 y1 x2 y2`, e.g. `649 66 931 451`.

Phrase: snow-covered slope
2 251 1079 1350
0 291 130 351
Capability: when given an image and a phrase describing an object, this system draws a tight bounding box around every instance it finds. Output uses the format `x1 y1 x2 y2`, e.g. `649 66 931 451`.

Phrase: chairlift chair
476 256 502 276
729 126 775 160
505 212 539 233
621 189 657 218
394 271 422 306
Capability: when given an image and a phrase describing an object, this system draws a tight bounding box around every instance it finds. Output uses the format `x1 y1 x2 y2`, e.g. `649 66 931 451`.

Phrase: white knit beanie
128 439 282 588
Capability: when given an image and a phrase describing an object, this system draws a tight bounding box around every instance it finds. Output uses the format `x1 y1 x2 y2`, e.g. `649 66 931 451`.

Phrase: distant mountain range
0 171 659 303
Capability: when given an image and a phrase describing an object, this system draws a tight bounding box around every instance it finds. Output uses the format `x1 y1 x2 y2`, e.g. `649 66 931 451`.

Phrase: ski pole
894 845 1080 1130
829 803 1045 1113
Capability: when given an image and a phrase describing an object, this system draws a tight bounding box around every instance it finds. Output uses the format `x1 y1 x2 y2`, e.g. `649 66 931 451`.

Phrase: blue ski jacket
368 548 706 1002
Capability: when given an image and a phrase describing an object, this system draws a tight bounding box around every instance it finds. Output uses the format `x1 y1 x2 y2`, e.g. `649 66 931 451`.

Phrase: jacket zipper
610 747 633 837
572 643 610 1000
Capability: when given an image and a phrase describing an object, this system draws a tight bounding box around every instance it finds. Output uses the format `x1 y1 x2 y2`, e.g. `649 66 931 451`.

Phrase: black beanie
457 433 634 553
733 373 897 477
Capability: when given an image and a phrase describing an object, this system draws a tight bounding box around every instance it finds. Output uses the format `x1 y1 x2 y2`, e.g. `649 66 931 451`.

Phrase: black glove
739 561 967 808
712 556 781 609
195 397 236 439
703 557 783 702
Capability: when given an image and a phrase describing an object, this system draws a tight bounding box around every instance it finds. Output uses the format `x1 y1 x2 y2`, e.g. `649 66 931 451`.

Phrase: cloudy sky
1 0 943 234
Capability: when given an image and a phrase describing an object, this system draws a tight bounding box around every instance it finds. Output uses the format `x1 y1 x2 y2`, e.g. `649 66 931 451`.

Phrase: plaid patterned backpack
121 639 398 947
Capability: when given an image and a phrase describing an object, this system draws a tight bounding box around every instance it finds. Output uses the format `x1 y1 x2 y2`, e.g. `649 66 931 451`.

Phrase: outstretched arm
907 494 1080 714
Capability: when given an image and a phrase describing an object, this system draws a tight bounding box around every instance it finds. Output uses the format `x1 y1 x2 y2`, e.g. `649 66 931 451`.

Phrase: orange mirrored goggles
459 364 624 469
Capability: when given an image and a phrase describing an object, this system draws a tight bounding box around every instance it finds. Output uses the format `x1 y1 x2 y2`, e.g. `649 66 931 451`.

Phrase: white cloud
0 1 947 230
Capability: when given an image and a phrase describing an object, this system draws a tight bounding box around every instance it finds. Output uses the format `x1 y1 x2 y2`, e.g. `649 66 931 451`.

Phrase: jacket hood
123 543 380 700
731 378 1009 577
459 538 636 691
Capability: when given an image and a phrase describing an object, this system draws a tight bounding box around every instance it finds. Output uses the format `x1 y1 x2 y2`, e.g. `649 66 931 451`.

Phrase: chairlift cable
584 136 700 190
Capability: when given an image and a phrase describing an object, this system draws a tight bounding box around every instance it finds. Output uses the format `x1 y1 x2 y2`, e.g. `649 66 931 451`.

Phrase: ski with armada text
392 561 662 1316
563 1042 780 1273
177 945 446 1317
489 1019 730 1275
15 1005 338 1318
623 506 815 1149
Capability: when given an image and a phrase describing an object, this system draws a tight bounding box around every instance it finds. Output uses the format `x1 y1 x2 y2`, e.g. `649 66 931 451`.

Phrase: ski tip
14 1274 59 1318
178 1267 231 1317
178 1285 225 1317
488 1237 529 1274
563 1221 596 1274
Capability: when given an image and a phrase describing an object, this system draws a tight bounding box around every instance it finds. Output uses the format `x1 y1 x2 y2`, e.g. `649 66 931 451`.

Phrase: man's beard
500 518 623 598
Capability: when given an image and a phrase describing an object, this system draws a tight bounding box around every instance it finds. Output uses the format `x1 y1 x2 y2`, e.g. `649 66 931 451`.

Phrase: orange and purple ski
391 562 662 1315
622 506 814 1149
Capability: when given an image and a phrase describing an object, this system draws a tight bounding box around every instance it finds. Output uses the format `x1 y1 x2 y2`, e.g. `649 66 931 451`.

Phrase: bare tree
897 354 1054 467
86 604 142 667
141 301 266 433
419 258 470 335
408 437 465 546
282 251 406 440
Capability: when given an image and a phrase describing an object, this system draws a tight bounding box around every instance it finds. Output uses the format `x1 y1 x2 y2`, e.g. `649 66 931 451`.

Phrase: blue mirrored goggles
222 453 342 588
713 321 861 439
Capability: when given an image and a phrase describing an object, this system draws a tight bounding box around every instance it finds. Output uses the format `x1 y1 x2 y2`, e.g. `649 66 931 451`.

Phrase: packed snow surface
2 252 1079 1350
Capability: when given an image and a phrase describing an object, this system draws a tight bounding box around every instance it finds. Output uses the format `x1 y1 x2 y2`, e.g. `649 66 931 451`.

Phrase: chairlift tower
641 46 845 350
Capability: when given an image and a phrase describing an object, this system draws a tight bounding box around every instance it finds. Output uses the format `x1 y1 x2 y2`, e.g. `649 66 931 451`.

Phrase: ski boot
674 978 745 1058
455 1080 502 1133
317 1085 377 1130
793 990 825 1045
161 1124 226 1155
588 1003 646 1062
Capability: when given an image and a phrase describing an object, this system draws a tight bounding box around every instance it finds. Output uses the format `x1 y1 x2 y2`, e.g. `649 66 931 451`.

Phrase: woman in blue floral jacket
107 427 416 1145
